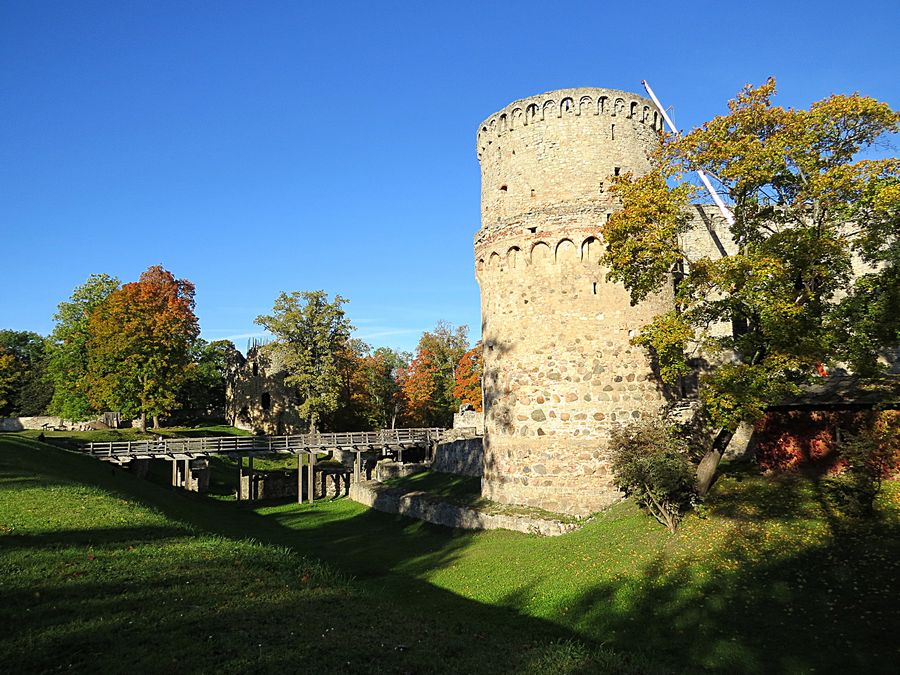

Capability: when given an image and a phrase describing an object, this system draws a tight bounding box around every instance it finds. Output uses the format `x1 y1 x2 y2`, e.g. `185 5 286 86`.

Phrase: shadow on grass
3 435 899 673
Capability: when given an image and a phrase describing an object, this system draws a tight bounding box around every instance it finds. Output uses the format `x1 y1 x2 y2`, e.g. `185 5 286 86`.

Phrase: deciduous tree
0 330 53 416
601 78 899 495
86 266 199 431
453 344 483 412
46 273 120 420
255 290 353 433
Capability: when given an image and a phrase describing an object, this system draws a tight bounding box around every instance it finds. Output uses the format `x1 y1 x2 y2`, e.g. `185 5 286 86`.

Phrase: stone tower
475 87 674 516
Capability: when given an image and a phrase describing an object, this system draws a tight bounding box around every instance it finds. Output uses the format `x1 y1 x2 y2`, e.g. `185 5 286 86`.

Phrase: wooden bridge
82 428 445 504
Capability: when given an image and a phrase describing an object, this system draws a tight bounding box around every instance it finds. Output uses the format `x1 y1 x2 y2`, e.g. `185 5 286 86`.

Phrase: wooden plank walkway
83 428 444 461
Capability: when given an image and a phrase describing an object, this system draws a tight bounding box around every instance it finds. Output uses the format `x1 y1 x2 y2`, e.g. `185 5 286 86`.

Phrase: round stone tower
475 87 673 516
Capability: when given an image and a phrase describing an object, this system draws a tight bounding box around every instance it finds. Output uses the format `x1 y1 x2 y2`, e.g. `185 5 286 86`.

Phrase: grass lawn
2 434 898 673
0 435 648 674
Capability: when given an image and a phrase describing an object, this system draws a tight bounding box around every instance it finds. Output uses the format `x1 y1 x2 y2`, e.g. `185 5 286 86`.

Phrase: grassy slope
260 469 900 674
0 436 647 674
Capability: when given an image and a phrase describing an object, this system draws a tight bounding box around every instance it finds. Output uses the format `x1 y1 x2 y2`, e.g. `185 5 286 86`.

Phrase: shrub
608 418 697 533
827 411 900 517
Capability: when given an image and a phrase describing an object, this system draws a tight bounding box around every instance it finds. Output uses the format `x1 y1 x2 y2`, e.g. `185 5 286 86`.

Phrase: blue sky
2 0 897 353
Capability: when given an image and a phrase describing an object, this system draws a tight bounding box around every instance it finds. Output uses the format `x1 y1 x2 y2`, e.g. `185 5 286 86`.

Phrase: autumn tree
401 322 470 427
601 78 899 495
0 330 53 416
255 290 352 433
453 343 483 412
359 347 409 429
86 266 199 431
46 273 120 420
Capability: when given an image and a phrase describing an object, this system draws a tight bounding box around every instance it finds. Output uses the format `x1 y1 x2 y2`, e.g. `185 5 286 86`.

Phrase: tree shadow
3 435 898 673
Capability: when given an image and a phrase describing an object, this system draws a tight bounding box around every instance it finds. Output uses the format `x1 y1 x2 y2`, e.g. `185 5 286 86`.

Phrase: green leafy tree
362 347 410 429
0 350 18 415
86 266 199 431
601 78 899 495
46 273 120 420
176 339 242 421
255 290 353 433
0 330 53 416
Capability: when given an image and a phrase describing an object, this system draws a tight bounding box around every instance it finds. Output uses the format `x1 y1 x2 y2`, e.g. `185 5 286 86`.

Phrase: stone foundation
349 480 578 536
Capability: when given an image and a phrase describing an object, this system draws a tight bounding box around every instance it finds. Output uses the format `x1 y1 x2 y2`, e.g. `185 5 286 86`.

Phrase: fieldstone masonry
475 88 677 516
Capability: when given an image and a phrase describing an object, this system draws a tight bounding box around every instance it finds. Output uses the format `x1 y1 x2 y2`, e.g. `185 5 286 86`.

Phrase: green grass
260 467 900 673
3 436 899 673
0 436 649 674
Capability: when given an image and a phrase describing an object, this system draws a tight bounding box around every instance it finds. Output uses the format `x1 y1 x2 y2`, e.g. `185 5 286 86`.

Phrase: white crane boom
641 80 736 226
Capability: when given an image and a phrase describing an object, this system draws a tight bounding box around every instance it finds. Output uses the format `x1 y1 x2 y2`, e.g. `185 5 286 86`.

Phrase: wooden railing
84 428 445 459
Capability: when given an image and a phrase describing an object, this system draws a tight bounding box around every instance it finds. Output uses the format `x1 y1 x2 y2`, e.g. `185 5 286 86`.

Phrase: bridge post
237 456 243 501
307 452 315 504
354 451 361 484
171 460 177 487
248 456 255 500
297 453 302 504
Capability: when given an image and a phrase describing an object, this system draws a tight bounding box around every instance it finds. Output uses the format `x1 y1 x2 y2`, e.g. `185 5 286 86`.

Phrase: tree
453 344 483 412
46 273 120 420
86 266 199 431
360 347 409 429
401 322 470 427
0 349 17 415
601 78 899 495
176 339 242 421
255 290 353 433
0 330 53 416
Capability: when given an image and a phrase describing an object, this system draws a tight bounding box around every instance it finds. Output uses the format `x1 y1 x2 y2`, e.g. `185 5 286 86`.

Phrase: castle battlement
476 87 661 160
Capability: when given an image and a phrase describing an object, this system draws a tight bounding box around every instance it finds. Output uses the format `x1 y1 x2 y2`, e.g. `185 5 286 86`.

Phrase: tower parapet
475 87 673 516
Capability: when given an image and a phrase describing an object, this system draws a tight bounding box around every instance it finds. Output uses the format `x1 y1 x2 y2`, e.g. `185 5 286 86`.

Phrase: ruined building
475 87 731 516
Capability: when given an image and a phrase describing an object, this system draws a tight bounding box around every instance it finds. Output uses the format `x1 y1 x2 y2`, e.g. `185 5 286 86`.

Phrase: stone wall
0 416 66 431
475 87 673 516
227 347 306 435
349 480 578 536
452 410 484 435
432 437 483 477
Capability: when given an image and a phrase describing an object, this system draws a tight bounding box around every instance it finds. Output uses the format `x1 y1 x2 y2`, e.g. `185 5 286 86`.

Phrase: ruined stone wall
475 88 673 516
226 347 306 435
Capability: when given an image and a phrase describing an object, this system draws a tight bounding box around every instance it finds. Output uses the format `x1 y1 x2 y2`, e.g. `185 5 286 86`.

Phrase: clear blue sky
2 1 897 353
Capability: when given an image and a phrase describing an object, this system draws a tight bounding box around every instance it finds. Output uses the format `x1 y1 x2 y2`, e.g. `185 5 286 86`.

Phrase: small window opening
614 167 621 176
261 392 271 411
606 213 611 222
252 362 258 377
592 282 598 295
528 226 537 233
530 189 535 198
611 124 615 140
500 185 508 192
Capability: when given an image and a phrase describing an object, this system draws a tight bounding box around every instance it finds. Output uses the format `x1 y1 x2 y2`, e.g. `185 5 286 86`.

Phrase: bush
608 418 697 533
826 411 900 517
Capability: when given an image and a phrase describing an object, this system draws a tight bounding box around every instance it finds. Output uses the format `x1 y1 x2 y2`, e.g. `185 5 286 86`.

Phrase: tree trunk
139 412 147 433
152 415 161 429
696 428 734 496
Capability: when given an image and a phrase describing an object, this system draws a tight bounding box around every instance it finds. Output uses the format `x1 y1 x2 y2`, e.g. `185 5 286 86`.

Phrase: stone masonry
475 88 676 516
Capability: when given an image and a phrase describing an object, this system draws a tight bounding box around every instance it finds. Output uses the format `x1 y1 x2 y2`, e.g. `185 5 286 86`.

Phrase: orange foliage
398 348 437 426
453 345 483 412
86 265 198 422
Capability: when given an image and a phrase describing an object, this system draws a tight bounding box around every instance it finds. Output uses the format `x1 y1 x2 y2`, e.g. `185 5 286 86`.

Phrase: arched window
261 392 271 411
